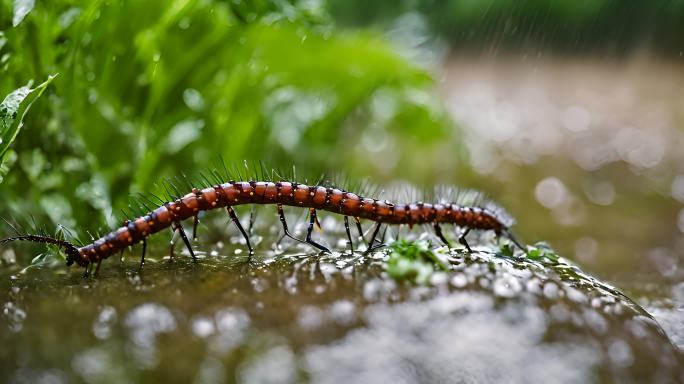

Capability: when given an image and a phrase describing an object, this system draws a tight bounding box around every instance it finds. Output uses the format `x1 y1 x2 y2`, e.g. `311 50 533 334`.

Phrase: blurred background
0 0 684 383
1 0 683 381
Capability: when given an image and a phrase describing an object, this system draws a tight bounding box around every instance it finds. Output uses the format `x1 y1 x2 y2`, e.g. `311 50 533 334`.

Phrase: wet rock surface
1 241 682 384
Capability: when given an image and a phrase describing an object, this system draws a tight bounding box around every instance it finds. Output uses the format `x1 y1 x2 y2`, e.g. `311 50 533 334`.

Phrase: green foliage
525 242 561 264
0 75 55 183
386 240 448 284
327 0 684 55
0 0 454 236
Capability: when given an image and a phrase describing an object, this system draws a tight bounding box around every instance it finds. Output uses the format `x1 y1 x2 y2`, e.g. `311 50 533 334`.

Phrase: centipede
1 166 526 277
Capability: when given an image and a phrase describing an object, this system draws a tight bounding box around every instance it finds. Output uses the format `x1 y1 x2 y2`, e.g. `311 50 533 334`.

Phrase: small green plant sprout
385 240 449 284
525 242 561 264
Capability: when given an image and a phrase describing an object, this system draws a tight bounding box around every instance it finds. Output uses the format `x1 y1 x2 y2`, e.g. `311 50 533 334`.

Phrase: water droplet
92 306 117 340
191 316 215 338
562 106 592 132
297 306 324 330
182 88 205 112
329 301 356 326
492 275 522 298
542 282 559 299
535 177 567 209
607 339 633 367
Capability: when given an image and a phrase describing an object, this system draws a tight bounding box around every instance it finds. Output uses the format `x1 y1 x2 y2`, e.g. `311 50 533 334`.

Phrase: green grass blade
0 74 56 182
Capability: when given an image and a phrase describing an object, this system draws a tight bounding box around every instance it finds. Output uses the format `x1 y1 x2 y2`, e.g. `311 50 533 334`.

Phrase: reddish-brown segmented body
75 181 509 267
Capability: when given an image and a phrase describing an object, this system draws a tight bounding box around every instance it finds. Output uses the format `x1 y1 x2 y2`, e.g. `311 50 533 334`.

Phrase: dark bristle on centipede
0 164 527 276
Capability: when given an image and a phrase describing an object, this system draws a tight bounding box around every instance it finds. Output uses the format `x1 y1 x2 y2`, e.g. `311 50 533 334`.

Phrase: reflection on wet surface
1 237 682 383
440 58 684 359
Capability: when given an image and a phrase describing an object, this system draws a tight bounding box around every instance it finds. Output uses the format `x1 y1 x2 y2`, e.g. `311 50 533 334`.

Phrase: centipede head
0 235 85 267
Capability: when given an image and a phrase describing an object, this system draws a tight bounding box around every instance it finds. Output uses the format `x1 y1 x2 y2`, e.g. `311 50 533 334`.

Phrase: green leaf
12 0 35 27
386 240 449 284
0 74 57 183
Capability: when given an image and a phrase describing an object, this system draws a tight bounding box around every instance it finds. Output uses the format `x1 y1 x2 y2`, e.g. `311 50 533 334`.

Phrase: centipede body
2 179 524 274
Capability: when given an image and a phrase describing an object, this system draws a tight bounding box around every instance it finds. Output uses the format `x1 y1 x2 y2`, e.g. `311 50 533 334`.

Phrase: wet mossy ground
1 232 682 383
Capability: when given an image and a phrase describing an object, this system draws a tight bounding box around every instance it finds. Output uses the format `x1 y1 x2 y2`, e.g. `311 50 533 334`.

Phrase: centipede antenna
305 208 331 254
226 206 253 256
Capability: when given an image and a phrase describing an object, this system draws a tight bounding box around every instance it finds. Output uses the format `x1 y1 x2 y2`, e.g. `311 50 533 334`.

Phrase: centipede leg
344 216 354 254
434 223 451 247
94 259 103 276
175 222 197 262
82 263 91 278
192 215 200 241
502 229 527 253
169 223 180 260
138 238 147 271
248 209 256 235
226 206 254 256
305 208 331 254
276 203 307 246
354 217 367 246
363 222 383 255
458 228 473 253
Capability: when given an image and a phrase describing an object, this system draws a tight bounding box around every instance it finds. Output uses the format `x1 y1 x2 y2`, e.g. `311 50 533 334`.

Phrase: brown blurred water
439 56 684 349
